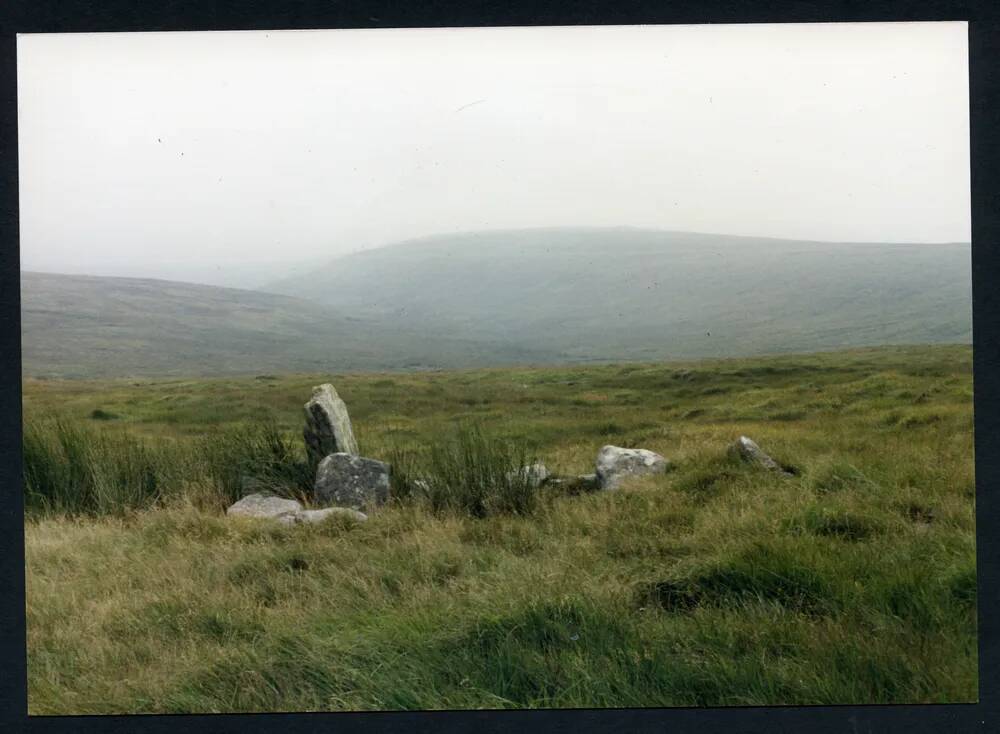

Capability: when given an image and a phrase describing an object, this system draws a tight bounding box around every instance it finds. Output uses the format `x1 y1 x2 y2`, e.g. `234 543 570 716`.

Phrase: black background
0 2 997 732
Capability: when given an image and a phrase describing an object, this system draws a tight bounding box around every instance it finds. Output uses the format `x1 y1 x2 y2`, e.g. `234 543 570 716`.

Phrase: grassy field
22 344 977 713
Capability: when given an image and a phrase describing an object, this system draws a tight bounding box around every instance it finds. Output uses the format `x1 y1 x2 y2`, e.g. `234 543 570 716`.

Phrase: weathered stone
508 462 549 487
226 493 303 521
728 436 790 474
595 445 669 490
296 507 368 524
314 453 391 510
303 384 359 468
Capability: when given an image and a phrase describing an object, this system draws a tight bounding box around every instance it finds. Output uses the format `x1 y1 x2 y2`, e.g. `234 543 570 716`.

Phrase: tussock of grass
23 417 164 515
385 424 539 518
808 459 880 495
23 416 312 516
23 345 977 712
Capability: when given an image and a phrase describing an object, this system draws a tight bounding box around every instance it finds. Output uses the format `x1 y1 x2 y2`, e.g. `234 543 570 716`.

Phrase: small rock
595 445 670 490
728 436 790 474
296 507 368 524
304 384 359 468
226 493 303 520
508 462 549 487
314 453 391 510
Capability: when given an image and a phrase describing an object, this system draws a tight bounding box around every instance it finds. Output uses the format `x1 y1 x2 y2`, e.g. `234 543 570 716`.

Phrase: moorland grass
22 344 977 712
22 417 315 515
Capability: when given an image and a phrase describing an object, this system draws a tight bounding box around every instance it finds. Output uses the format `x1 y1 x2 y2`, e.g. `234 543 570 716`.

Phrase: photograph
16 21 975 714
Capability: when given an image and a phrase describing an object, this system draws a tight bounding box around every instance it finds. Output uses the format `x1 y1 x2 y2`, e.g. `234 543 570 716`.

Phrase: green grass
22 416 315 515
23 344 977 712
398 424 540 518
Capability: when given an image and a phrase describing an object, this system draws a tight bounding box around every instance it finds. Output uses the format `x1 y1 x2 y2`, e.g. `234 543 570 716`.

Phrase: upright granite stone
728 436 791 475
595 445 670 490
314 453 391 510
304 383 359 468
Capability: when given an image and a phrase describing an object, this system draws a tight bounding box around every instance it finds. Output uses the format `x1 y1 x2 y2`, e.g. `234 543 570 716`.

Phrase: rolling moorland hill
265 228 973 361
19 272 563 378
21 230 973 379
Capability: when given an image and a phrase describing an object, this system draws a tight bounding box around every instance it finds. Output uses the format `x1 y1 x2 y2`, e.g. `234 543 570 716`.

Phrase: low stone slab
595 445 670 490
296 507 368 524
728 436 791 474
304 384 359 468
226 494 368 525
226 493 303 521
314 453 391 510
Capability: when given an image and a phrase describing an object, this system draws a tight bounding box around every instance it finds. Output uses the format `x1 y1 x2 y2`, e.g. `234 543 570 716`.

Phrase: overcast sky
17 22 970 287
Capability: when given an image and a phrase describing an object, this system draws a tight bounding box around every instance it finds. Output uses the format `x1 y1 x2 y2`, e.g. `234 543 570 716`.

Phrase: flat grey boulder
226 493 303 521
595 445 669 490
728 436 791 474
296 507 368 524
314 453 391 510
304 384 359 468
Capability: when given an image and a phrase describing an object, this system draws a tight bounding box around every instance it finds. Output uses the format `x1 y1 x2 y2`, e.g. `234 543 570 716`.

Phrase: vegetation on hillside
19 271 560 379
23 345 976 712
265 228 973 361
22 230 972 379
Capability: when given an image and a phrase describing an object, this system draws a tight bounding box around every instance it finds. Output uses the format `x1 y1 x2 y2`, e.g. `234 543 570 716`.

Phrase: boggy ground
23 344 976 712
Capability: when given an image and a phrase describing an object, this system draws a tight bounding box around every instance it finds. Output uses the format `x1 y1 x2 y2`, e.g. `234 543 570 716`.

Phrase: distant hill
19 272 564 378
22 229 973 378
263 228 973 361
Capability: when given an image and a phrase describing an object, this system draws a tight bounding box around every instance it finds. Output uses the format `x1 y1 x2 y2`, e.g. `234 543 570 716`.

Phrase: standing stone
304 384 359 468
728 436 790 474
314 453 391 510
595 445 670 490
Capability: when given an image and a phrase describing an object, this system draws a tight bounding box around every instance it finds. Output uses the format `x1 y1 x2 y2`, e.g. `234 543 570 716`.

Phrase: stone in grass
595 445 670 490
507 462 550 487
226 493 303 522
226 494 367 525
296 507 368 524
314 453 391 511
303 384 359 468
728 435 792 475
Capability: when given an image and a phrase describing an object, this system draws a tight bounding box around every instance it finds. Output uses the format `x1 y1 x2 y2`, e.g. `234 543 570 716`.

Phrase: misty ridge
20 227 972 379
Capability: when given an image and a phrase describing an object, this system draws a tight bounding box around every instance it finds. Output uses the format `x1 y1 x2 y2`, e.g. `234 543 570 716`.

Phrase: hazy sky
18 22 970 287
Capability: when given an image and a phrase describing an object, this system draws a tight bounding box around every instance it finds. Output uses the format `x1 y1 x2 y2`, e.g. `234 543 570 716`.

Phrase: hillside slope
19 272 562 378
264 228 973 361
